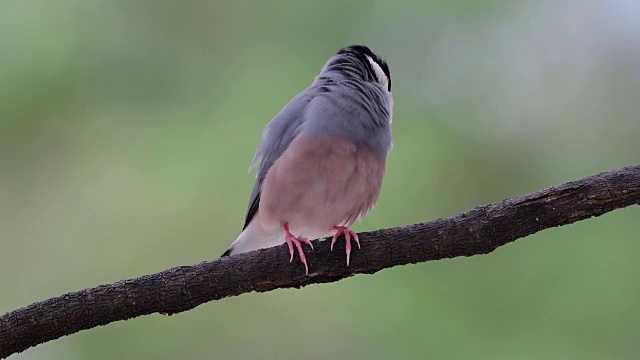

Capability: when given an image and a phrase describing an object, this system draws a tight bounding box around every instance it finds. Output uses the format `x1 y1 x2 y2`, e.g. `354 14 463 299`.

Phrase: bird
221 45 393 274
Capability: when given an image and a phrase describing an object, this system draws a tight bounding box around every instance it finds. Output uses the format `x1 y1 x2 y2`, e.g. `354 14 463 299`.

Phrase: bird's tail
221 222 282 257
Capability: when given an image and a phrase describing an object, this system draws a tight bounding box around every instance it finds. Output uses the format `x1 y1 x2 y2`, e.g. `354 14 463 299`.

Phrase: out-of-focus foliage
1 1 639 359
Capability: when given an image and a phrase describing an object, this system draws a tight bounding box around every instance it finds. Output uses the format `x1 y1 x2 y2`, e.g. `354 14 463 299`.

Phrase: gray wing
242 89 315 230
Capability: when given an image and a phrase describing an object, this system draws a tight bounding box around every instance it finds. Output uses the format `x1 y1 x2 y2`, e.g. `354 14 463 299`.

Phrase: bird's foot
330 226 360 266
282 222 313 274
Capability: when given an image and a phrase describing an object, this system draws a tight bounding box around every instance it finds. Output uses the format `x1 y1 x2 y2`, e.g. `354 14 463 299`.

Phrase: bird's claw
283 222 312 274
330 226 360 266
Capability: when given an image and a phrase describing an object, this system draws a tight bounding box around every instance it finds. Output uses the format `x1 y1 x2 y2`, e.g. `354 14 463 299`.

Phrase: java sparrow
221 45 393 274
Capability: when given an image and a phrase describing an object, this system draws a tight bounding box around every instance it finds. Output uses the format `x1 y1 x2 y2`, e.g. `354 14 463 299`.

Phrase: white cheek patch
366 55 388 90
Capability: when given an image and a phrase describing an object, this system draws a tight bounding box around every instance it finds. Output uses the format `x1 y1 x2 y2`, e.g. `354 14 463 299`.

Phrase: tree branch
2 165 639 358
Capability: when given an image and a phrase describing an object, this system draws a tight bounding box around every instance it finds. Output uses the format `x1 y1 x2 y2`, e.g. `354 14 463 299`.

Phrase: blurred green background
1 0 639 359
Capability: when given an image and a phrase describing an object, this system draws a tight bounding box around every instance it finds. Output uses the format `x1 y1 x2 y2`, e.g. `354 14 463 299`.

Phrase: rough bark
1 164 639 358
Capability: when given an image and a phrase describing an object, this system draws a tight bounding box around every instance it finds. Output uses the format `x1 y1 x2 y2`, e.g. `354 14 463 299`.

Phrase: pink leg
330 226 360 266
282 222 313 275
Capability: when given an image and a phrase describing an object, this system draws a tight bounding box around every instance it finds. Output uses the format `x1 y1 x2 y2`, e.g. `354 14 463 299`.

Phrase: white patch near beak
366 55 388 91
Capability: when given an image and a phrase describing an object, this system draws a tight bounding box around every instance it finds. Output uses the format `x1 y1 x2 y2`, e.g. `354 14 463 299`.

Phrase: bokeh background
2 0 639 359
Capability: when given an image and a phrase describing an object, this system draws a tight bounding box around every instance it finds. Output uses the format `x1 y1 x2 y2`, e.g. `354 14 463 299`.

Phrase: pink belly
258 135 385 239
